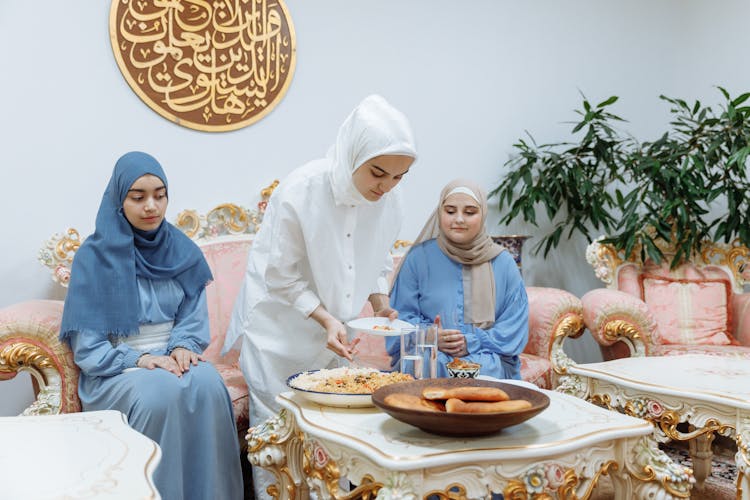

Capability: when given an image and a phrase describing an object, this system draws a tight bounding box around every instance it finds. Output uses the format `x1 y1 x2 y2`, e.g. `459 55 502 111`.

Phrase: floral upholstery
583 238 750 360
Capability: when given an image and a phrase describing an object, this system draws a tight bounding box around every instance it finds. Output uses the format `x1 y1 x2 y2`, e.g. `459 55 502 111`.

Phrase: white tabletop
278 379 652 470
0 410 161 500
569 354 750 409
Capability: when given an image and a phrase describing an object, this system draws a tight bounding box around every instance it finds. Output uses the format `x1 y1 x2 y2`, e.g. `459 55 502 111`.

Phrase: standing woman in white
224 94 418 494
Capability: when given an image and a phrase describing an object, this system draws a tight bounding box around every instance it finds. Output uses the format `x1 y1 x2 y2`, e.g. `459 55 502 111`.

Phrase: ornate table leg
687 428 715 488
624 435 694 499
246 409 309 500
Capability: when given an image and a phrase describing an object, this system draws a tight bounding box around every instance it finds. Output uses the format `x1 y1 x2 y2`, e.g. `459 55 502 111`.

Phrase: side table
559 354 750 498
0 410 161 499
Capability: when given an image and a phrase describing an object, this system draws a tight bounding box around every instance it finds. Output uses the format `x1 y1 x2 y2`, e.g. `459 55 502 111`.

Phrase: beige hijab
396 179 505 328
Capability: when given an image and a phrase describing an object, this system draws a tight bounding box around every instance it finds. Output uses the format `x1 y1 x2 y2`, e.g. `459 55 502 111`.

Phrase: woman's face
439 193 483 244
351 154 414 202
122 174 168 231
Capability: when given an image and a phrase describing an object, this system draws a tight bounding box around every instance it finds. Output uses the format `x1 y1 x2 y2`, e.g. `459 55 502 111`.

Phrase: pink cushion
520 354 551 389
617 263 644 298
640 273 733 346
199 239 252 364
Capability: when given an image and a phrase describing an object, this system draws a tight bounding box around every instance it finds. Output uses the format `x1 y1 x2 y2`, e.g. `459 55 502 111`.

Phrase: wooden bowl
372 378 549 437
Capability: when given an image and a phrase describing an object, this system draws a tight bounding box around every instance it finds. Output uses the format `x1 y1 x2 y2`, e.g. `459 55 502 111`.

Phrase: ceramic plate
372 378 550 436
346 317 415 336
286 369 379 408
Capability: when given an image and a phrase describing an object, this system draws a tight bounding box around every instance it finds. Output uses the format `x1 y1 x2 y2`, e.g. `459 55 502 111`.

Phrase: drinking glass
417 323 438 379
399 327 422 379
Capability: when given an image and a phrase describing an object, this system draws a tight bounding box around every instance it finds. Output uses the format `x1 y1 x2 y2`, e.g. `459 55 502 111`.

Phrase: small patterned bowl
446 364 481 378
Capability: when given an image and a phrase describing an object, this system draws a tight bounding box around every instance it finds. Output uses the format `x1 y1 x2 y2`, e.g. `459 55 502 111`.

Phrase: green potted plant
489 87 750 268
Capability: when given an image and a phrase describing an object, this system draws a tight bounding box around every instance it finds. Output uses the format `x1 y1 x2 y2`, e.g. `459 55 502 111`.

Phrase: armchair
582 237 750 360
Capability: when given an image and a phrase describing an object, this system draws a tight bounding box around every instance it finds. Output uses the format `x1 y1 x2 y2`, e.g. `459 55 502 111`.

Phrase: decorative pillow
640 274 734 346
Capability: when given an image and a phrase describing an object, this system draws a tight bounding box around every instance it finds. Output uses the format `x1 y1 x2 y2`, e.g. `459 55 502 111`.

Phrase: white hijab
328 95 418 206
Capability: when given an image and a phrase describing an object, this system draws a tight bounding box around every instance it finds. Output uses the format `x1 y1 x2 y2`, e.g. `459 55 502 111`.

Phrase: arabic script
110 0 296 132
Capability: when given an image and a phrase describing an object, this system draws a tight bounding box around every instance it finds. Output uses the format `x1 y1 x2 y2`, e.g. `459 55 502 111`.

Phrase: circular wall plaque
110 0 296 132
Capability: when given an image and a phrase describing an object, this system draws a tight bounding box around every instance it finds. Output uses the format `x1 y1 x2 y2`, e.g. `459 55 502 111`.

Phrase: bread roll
384 393 445 412
422 386 509 402
445 398 532 414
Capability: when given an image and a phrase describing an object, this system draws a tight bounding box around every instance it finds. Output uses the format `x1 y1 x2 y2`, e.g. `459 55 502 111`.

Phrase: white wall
2 0 748 414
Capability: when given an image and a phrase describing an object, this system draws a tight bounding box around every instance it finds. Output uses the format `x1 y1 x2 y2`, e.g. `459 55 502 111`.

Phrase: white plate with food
345 317 415 336
286 367 413 408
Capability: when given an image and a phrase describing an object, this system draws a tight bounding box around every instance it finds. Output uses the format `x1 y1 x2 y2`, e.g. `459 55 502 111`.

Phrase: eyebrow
128 185 166 193
371 164 410 176
443 203 479 209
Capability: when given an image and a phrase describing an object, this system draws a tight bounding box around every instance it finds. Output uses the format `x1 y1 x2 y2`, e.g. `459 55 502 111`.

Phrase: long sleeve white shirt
225 160 403 414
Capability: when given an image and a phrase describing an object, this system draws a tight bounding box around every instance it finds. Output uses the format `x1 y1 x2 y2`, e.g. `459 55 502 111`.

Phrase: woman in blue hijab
60 152 243 500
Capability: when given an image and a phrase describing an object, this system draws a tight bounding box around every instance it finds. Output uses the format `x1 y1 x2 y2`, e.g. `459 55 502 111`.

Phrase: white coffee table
560 354 750 498
0 410 161 499
247 379 693 499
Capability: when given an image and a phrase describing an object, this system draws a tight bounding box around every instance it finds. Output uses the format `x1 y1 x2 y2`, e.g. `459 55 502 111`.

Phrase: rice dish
289 367 412 394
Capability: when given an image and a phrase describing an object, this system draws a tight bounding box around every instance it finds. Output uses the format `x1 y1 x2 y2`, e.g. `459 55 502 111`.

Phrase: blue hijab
60 152 213 340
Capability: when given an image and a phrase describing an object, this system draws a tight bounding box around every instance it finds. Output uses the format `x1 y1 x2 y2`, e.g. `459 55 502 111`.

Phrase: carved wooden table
247 380 693 499
560 354 749 498
0 410 161 499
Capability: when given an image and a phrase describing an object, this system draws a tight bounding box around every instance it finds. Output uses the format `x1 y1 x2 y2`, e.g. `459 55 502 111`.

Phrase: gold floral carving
0 342 55 372
553 314 585 341
305 444 342 497
602 319 642 344
109 0 296 132
0 341 62 415
558 461 618 499
592 237 750 289
657 412 735 442
590 393 612 410
501 461 617 499
423 483 468 499
342 475 383 500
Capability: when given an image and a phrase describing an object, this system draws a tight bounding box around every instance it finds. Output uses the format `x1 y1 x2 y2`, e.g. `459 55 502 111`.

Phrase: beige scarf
395 179 504 328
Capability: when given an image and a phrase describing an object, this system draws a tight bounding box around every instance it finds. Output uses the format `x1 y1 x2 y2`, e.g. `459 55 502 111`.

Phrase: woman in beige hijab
388 179 528 379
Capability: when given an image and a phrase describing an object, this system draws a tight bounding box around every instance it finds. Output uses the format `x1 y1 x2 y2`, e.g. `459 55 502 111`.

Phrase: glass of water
417 323 438 379
399 327 422 379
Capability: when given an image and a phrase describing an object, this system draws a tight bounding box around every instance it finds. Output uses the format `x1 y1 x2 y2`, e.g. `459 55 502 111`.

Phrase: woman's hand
310 305 360 360
170 347 204 372
438 328 467 356
136 354 184 377
324 317 360 360
435 314 467 357
369 293 398 321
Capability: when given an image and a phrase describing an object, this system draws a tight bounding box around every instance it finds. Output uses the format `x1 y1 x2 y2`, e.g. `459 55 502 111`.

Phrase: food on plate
446 357 481 370
384 393 445 412
444 398 532 414
422 386 509 402
372 325 395 331
383 385 531 415
290 367 412 394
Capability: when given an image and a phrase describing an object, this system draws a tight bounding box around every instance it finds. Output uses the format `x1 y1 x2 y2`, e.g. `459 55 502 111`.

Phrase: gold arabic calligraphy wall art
109 0 296 132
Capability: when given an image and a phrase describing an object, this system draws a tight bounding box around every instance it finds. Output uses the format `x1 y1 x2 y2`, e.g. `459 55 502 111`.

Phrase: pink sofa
0 188 585 444
0 201 263 444
582 237 750 360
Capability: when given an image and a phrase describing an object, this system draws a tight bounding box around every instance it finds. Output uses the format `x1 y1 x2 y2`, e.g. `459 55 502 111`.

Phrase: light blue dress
69 277 243 500
389 239 529 379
